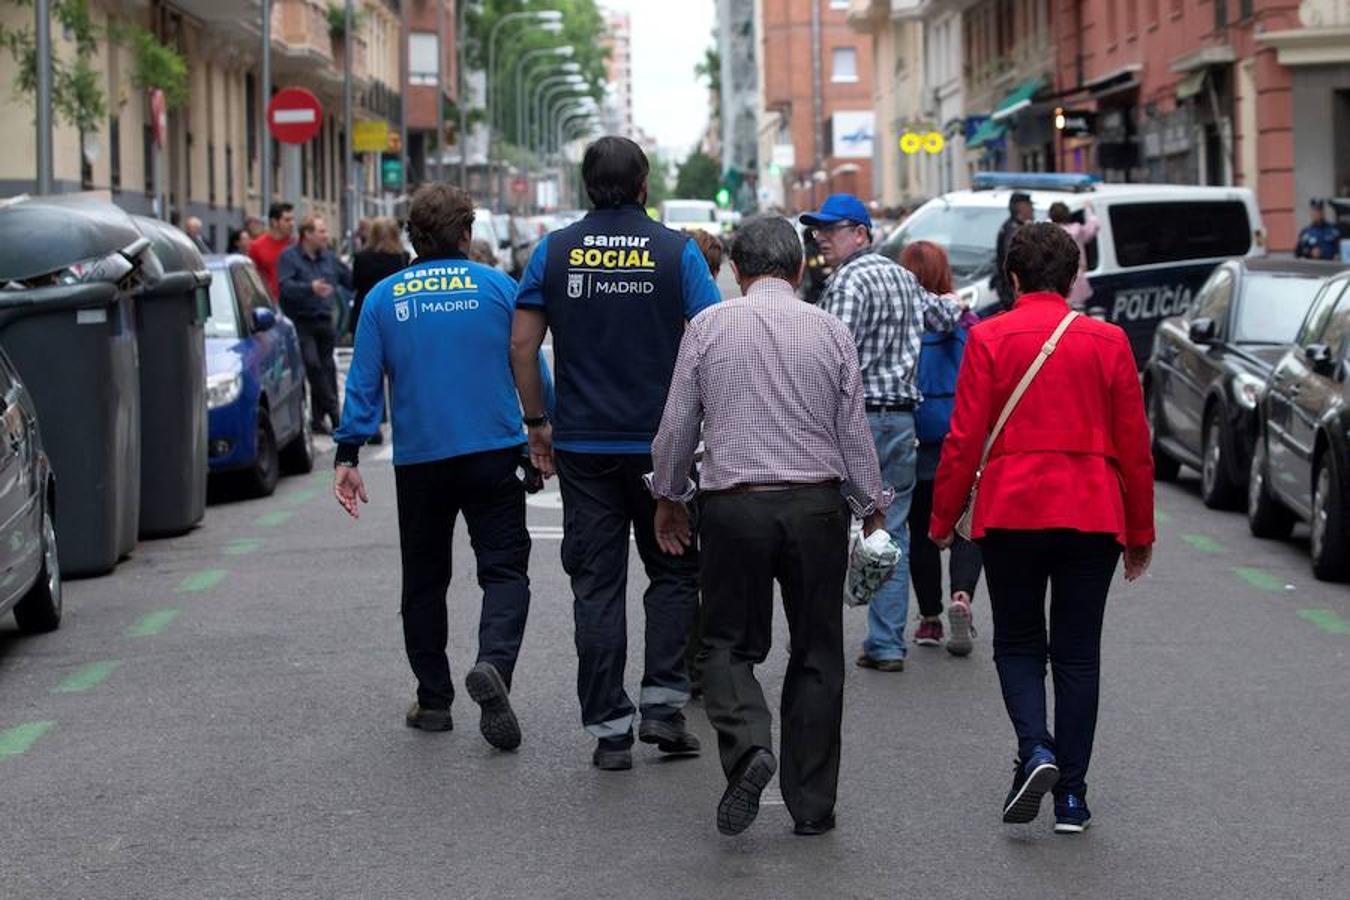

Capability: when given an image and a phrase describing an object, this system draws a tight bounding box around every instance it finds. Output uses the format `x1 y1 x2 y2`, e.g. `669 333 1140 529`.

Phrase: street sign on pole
511 177 528 195
267 88 323 144
150 89 168 147
353 120 390 154
382 158 403 190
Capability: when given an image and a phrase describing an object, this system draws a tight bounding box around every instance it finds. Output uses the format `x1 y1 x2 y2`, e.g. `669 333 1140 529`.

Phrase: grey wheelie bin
131 216 209 538
0 197 149 577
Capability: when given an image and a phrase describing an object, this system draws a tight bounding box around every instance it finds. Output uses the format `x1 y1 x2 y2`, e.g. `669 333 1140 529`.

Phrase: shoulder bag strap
975 311 1080 470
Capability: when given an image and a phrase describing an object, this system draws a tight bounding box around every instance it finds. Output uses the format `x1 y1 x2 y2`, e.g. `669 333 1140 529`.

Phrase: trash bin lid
0 195 145 283
132 216 212 295
0 281 121 330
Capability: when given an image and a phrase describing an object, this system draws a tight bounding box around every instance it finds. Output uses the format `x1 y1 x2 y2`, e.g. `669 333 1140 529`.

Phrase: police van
877 172 1267 367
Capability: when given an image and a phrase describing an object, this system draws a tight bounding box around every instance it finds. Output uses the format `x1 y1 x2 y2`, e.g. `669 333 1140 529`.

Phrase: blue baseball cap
800 194 873 231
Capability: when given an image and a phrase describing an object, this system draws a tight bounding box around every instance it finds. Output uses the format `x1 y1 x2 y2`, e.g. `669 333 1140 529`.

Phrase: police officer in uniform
333 184 532 752
510 136 722 771
1296 198 1341 261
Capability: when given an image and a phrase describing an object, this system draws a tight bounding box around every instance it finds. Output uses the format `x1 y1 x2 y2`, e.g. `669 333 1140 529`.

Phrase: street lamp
486 13 564 208
533 76 587 152
544 91 591 155
554 106 597 157
514 46 575 151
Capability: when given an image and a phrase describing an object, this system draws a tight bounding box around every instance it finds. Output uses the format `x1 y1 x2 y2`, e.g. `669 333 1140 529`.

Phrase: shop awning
1176 70 1208 101
967 117 1007 148
991 77 1047 122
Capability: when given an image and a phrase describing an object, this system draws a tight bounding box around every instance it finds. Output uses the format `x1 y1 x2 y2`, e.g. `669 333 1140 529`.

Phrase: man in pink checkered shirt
649 215 888 839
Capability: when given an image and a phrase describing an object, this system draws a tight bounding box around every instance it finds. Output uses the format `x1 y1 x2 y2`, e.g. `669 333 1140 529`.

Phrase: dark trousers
295 318 340 425
394 447 531 709
980 530 1121 799
700 486 849 825
908 478 984 617
556 451 700 742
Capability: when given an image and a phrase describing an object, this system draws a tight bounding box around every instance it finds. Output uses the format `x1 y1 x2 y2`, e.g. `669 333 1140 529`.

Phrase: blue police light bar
971 172 1101 193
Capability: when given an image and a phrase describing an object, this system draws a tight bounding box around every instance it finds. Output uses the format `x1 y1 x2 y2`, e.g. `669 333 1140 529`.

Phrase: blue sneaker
1054 794 1092 834
1002 747 1060 824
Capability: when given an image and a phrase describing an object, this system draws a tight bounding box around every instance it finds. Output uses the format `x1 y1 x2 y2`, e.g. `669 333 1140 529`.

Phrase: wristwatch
523 412 550 428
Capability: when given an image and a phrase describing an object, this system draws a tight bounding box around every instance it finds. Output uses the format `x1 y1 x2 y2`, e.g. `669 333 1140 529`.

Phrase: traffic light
715 187 731 208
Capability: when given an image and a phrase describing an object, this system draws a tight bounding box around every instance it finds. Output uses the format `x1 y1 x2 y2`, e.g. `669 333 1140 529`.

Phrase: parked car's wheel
1201 406 1241 510
1248 428 1295 540
1310 452 1350 582
14 502 61 634
1149 388 1181 482
280 387 316 475
245 415 280 498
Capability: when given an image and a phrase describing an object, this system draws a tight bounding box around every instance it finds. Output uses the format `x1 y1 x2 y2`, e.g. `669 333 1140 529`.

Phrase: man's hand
863 511 886 537
655 499 692 556
527 422 555 478
334 466 369 519
932 530 955 550
1124 545 1152 582
313 279 334 298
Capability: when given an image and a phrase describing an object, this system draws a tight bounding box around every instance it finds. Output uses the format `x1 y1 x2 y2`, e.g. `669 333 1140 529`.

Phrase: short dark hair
268 202 294 224
582 136 649 209
730 216 803 283
1048 202 1072 224
1009 192 1032 212
1004 222 1081 297
407 184 475 259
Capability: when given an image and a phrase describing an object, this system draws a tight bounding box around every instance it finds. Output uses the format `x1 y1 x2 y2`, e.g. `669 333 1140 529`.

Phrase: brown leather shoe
855 654 905 672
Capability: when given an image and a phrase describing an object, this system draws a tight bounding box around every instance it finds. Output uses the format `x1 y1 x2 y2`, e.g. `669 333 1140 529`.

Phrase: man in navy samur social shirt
511 136 722 771
334 184 531 752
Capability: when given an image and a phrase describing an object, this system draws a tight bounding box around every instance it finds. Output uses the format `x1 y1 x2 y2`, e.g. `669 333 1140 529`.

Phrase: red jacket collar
1012 291 1070 310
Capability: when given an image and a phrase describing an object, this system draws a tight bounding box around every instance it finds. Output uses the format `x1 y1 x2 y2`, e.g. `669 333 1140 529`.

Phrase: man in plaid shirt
804 194 964 672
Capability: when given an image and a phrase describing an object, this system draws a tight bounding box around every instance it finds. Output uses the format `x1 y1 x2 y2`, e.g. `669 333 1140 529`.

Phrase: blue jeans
863 411 917 661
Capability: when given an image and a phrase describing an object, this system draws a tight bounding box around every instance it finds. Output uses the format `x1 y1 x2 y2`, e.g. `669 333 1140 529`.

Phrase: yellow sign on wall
353 120 390 154
900 131 946 155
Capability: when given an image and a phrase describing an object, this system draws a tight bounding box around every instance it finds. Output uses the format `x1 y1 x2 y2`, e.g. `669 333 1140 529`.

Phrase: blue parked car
204 255 314 496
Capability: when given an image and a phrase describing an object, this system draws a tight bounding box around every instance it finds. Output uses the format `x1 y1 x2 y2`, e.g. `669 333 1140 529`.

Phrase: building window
1126 0 1138 35
409 32 439 86
225 144 234 209
1107 0 1118 45
246 72 257 187
1215 0 1228 29
832 47 858 83
110 116 121 190
1146 0 1159 25
1170 0 1182 16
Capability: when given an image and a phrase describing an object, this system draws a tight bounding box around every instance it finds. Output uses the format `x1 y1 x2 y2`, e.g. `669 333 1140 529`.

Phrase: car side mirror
1188 317 1217 345
252 307 277 332
1305 343 1336 377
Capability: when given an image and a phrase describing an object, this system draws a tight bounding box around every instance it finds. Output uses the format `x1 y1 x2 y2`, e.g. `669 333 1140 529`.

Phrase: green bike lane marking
177 569 228 594
127 609 181 638
224 538 263 557
256 510 293 528
1181 534 1225 553
1234 567 1286 592
284 486 320 506
52 660 121 694
0 721 54 759
1298 609 1350 635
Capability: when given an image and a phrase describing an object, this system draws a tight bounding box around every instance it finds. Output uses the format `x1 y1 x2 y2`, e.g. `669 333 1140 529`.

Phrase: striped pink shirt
650 277 889 511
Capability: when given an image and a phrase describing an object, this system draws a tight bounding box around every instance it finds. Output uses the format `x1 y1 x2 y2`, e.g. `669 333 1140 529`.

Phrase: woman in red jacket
930 223 1154 835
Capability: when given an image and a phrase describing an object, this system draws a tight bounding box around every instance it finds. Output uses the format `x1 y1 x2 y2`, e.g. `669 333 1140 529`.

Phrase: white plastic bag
844 528 902 608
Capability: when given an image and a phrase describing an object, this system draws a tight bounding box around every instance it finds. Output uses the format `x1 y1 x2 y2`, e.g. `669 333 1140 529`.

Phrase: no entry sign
267 87 323 144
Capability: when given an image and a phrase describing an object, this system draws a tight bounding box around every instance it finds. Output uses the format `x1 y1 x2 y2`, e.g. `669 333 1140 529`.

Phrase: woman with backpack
898 241 984 656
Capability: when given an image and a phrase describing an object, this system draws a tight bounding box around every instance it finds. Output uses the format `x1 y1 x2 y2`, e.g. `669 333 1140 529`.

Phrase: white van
661 200 720 237
878 173 1267 367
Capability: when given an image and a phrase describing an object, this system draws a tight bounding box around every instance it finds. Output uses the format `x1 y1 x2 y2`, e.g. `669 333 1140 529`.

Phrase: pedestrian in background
930 223 1154 835
249 202 296 301
469 239 498 267
510 136 721 772
993 192 1034 312
807 193 963 673
898 240 982 656
650 215 888 838
1296 199 1340 260
278 215 350 435
333 184 531 751
1049 202 1100 310
690 229 723 279
227 227 252 257
352 217 409 332
184 216 210 254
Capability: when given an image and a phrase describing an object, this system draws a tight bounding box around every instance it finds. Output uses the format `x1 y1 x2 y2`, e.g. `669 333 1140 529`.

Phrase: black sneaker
1002 747 1060 824
405 703 453 732
717 748 777 836
1054 794 1092 834
793 814 836 837
638 711 701 756
592 738 633 771
464 662 521 751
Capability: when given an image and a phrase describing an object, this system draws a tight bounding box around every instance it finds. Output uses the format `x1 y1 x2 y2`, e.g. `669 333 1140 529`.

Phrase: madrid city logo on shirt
568 272 585 299
395 299 411 322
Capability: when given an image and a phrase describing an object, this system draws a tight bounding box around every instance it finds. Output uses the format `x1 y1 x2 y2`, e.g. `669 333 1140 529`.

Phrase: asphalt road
2 267 1348 898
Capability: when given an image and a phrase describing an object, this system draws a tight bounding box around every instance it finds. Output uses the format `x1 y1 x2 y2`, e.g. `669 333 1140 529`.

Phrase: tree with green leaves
674 150 720 201
467 0 610 150
646 152 673 206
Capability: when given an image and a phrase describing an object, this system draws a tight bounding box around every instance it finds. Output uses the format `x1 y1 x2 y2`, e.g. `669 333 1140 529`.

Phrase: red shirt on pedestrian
930 291 1155 548
248 232 292 301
